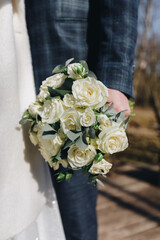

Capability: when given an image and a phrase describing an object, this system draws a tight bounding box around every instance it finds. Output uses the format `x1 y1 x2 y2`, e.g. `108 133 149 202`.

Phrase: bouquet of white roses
20 59 130 185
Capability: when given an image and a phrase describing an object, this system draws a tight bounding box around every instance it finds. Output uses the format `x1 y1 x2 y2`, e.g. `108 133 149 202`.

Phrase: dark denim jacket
25 0 139 98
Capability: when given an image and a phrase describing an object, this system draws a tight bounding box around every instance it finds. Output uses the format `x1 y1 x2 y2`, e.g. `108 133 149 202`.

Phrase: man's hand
107 89 131 118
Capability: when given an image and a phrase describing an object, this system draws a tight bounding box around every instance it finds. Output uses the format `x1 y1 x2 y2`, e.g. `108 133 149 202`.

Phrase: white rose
28 101 42 117
29 132 39 146
90 137 99 149
97 123 128 154
50 159 68 170
68 144 96 168
89 159 112 175
39 146 52 163
40 98 64 124
37 73 66 102
98 114 112 131
72 77 108 109
63 94 75 108
38 133 64 158
60 109 81 134
80 108 96 127
67 63 86 79
37 89 50 102
42 73 66 89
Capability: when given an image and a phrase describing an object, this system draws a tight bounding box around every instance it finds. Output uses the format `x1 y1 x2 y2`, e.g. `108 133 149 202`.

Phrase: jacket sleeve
95 0 139 98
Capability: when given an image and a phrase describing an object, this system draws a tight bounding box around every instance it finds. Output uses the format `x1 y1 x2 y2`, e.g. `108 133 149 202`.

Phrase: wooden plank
99 219 158 240
124 227 160 240
97 163 160 240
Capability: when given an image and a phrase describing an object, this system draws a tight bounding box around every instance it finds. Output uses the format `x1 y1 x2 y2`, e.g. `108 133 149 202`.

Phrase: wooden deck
97 163 160 240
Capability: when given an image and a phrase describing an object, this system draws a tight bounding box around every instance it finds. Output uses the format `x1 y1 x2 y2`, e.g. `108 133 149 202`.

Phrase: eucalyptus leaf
67 130 82 141
48 87 71 98
65 58 74 66
30 122 37 132
88 174 98 184
75 135 88 150
88 70 97 79
62 139 73 150
103 103 114 114
79 60 89 72
82 131 88 145
50 121 60 132
89 126 95 139
106 108 117 116
115 111 126 123
96 178 104 187
42 124 55 132
59 78 74 91
19 117 28 125
52 65 67 74
42 133 57 140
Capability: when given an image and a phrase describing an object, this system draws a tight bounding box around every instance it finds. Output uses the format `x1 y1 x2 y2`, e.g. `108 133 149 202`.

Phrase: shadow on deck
97 163 160 240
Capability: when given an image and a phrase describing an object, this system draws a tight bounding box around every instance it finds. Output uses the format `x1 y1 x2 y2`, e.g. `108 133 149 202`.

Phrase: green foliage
52 65 67 74
42 124 58 140
79 60 89 72
88 70 97 79
65 58 74 66
55 170 74 182
95 152 104 162
48 87 71 98
19 109 35 125
81 162 93 175
59 78 74 91
88 174 98 184
89 126 96 139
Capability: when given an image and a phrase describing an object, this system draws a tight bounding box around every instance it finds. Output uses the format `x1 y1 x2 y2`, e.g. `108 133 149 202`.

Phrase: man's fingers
107 88 131 119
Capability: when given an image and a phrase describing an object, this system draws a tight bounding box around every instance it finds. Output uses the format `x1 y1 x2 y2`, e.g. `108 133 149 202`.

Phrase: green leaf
95 152 103 162
42 124 55 132
88 174 98 184
103 102 114 114
82 131 88 145
115 111 126 123
30 121 37 132
96 178 104 187
42 124 57 139
19 117 28 125
42 133 57 140
79 60 89 72
48 87 71 98
82 162 93 175
89 126 96 139
75 135 88 149
62 139 73 150
77 67 81 75
88 71 97 79
19 109 33 125
129 113 136 117
50 121 60 131
56 172 66 181
124 116 130 127
66 130 82 141
59 78 74 91
65 172 73 181
52 65 67 74
50 156 58 163
65 58 74 66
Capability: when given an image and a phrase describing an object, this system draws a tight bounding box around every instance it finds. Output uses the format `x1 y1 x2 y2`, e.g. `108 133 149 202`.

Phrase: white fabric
8 193 66 240
0 0 65 239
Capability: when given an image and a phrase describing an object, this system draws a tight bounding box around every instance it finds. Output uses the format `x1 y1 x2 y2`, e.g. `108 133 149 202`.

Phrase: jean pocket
53 0 89 21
